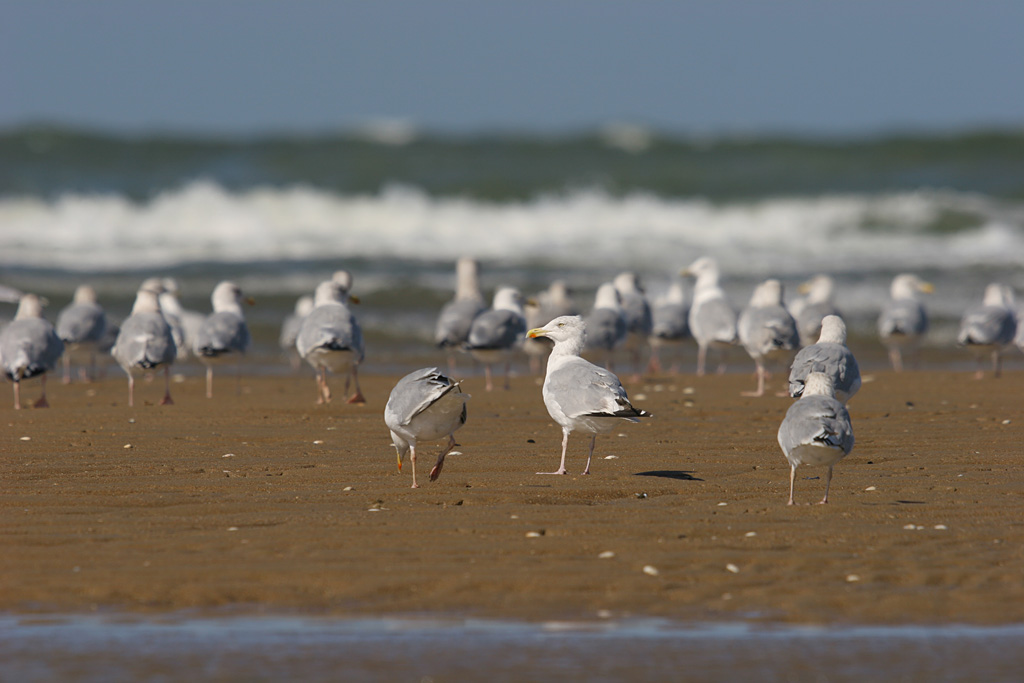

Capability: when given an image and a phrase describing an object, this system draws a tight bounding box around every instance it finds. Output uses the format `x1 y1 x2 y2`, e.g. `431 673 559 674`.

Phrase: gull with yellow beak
878 274 934 372
527 315 650 475
384 367 468 488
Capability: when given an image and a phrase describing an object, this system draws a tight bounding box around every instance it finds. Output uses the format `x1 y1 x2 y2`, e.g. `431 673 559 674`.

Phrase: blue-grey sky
3 0 1024 136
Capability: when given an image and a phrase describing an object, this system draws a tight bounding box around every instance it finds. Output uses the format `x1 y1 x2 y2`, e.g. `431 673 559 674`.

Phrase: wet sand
2 366 1023 625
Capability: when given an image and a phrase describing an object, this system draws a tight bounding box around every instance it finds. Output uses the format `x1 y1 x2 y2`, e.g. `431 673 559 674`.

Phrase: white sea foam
0 181 1020 276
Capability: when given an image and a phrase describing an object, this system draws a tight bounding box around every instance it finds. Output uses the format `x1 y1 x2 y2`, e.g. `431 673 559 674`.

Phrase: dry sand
2 365 1022 625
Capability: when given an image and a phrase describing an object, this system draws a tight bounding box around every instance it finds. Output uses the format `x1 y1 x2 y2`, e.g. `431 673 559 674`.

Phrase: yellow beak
526 327 546 339
798 282 812 294
349 294 361 305
919 282 935 294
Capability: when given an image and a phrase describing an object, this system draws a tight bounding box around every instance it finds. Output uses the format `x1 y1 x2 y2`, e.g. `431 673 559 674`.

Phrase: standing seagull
788 315 861 404
435 258 487 375
738 279 800 397
778 372 855 505
384 367 469 488
0 294 64 409
649 280 690 374
878 274 933 371
296 279 365 404
464 286 527 391
791 275 841 346
55 284 108 383
527 316 651 476
681 257 737 376
158 278 206 361
193 281 251 399
613 272 653 381
111 282 177 408
279 294 315 370
957 283 1017 379
583 282 627 370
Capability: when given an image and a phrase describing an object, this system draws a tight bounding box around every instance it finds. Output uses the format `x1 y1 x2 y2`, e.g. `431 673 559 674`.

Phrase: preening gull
878 274 933 372
279 294 315 370
527 315 651 476
613 272 653 380
435 258 487 374
0 294 64 409
648 280 690 375
788 315 861 404
583 282 627 370
791 275 841 346
55 284 108 383
384 367 469 488
297 279 365 404
681 257 737 376
777 371 855 505
464 286 527 391
738 279 799 397
111 282 177 408
957 283 1017 379
193 281 252 399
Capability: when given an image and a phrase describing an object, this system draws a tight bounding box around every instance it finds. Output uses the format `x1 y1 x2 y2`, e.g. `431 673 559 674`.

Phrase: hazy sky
3 0 1024 135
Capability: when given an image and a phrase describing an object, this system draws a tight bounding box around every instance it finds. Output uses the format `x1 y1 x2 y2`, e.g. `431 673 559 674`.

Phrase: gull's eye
557 322 565 327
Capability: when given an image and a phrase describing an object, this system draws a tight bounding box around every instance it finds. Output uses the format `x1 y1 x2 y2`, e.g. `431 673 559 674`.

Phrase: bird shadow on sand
634 470 703 481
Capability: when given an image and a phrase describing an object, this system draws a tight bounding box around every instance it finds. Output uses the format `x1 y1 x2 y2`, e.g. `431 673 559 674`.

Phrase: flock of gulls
1 257 1022 503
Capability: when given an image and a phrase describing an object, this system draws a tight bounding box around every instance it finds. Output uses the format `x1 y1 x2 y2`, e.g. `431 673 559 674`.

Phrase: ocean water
2 614 1024 682
1 126 1022 370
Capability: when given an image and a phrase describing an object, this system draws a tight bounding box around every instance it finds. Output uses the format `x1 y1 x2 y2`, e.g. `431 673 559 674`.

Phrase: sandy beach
2 365 1022 626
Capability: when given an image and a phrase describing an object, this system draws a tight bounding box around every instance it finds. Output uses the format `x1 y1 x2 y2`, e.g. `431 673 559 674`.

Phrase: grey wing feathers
740 306 798 355
0 319 64 378
194 312 250 356
548 360 650 420
56 303 106 344
652 302 689 340
779 396 854 454
621 294 653 335
386 367 459 426
436 299 486 347
584 308 626 350
788 343 859 397
957 306 1016 346
466 309 525 350
879 300 927 337
113 313 176 369
690 298 737 344
296 304 363 359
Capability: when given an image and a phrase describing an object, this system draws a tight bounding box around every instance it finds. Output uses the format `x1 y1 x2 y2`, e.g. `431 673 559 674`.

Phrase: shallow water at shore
4 614 1024 682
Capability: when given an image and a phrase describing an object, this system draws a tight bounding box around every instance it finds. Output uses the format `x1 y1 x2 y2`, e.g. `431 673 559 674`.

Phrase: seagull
0 294 64 409
279 294 315 370
384 367 469 488
524 280 577 374
527 315 651 476
791 275 842 346
957 283 1017 379
464 286 527 391
296 279 365 404
613 272 653 380
435 258 487 375
681 257 737 376
777 371 855 505
158 277 207 361
55 284 108 383
111 282 177 407
193 281 252 399
648 280 690 375
788 315 861 404
878 274 933 372
738 279 800 397
583 282 627 370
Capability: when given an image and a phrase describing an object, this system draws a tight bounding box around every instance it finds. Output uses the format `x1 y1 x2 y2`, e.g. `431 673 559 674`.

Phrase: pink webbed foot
33 396 50 408
346 391 366 404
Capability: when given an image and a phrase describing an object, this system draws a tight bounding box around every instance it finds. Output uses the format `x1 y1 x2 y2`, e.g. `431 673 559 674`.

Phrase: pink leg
503 361 511 391
62 355 72 384
818 465 834 504
484 365 494 392
33 375 49 408
581 434 597 475
538 429 570 475
788 465 797 506
127 374 135 408
429 434 457 482
742 362 766 397
13 381 22 410
205 367 214 399
160 366 174 405
410 445 419 489
890 348 903 372
696 345 707 376
346 366 365 404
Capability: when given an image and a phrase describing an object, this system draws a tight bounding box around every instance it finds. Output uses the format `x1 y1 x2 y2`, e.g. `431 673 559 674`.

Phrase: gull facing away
435 258 487 375
649 280 690 375
279 294 315 370
878 274 933 372
681 257 737 376
296 279 365 404
778 372 855 505
0 294 64 409
463 286 527 392
527 316 651 476
791 275 841 346
193 281 252 399
111 282 177 408
158 277 206 361
583 282 627 370
957 283 1017 379
613 272 653 381
738 279 800 397
55 284 108 383
788 315 861 404
384 367 469 488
